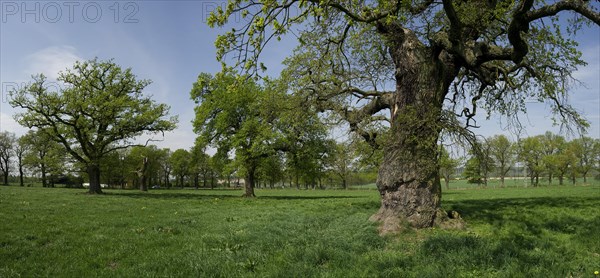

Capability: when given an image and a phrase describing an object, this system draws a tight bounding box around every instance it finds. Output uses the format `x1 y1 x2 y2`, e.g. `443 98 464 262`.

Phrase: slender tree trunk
139 157 148 192
529 172 534 187
0 170 5 185
87 163 102 194
41 164 47 188
444 176 450 190
1 158 8 185
559 175 564 185
18 160 24 187
211 173 215 189
140 174 148 192
243 165 256 197
483 174 488 187
370 27 459 231
165 170 171 189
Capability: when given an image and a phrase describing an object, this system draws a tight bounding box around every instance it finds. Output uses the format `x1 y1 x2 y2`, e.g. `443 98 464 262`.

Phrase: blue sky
1 1 598 152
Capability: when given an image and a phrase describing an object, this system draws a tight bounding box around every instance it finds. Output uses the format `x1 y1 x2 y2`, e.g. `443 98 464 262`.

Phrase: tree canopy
211 0 597 133
191 71 328 196
10 58 178 193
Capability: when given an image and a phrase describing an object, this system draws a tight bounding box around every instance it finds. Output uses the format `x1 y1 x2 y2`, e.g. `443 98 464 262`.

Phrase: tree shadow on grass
445 196 600 239
105 191 364 201
257 195 362 200
445 196 598 222
105 192 242 200
413 196 600 276
440 191 464 195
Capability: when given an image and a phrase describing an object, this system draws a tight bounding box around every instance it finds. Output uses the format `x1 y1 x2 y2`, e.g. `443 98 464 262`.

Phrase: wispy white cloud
24 45 82 80
0 112 28 136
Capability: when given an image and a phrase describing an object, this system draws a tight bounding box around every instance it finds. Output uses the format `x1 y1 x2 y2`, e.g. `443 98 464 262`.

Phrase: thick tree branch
344 93 393 147
526 0 600 25
507 0 534 63
442 0 462 44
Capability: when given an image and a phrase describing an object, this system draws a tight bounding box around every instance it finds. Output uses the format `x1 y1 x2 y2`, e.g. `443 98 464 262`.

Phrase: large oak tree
10 59 177 194
209 0 599 231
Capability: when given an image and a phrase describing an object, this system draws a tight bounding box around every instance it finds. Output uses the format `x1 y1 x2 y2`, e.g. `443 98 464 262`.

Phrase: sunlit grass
1 184 598 277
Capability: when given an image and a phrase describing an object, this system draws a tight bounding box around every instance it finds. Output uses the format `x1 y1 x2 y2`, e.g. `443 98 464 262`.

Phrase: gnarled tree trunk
370 27 461 232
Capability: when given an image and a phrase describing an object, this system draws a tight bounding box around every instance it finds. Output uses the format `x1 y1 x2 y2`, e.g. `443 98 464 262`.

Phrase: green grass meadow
1 184 599 277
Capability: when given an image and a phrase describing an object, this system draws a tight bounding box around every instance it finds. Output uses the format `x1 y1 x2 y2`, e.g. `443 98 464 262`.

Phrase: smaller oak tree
10 59 177 194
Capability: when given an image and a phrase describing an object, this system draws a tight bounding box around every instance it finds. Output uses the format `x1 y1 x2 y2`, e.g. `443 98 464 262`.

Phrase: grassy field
1 185 599 277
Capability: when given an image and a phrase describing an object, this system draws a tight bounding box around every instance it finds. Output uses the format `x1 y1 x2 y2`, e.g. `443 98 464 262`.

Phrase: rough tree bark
369 26 462 231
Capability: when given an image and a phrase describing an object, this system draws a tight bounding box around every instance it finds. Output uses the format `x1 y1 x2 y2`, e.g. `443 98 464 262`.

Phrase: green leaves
10 58 178 166
191 71 273 174
190 70 329 191
170 149 192 181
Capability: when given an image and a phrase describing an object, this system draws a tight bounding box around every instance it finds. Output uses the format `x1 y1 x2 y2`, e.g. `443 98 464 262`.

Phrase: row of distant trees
440 133 600 188
0 129 376 190
3 127 597 191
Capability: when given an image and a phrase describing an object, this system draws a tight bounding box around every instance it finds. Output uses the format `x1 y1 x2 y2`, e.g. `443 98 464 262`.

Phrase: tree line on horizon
1 127 598 190
440 133 600 189
0 128 377 191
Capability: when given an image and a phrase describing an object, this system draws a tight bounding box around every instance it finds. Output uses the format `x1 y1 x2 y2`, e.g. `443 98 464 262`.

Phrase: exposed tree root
370 208 465 235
